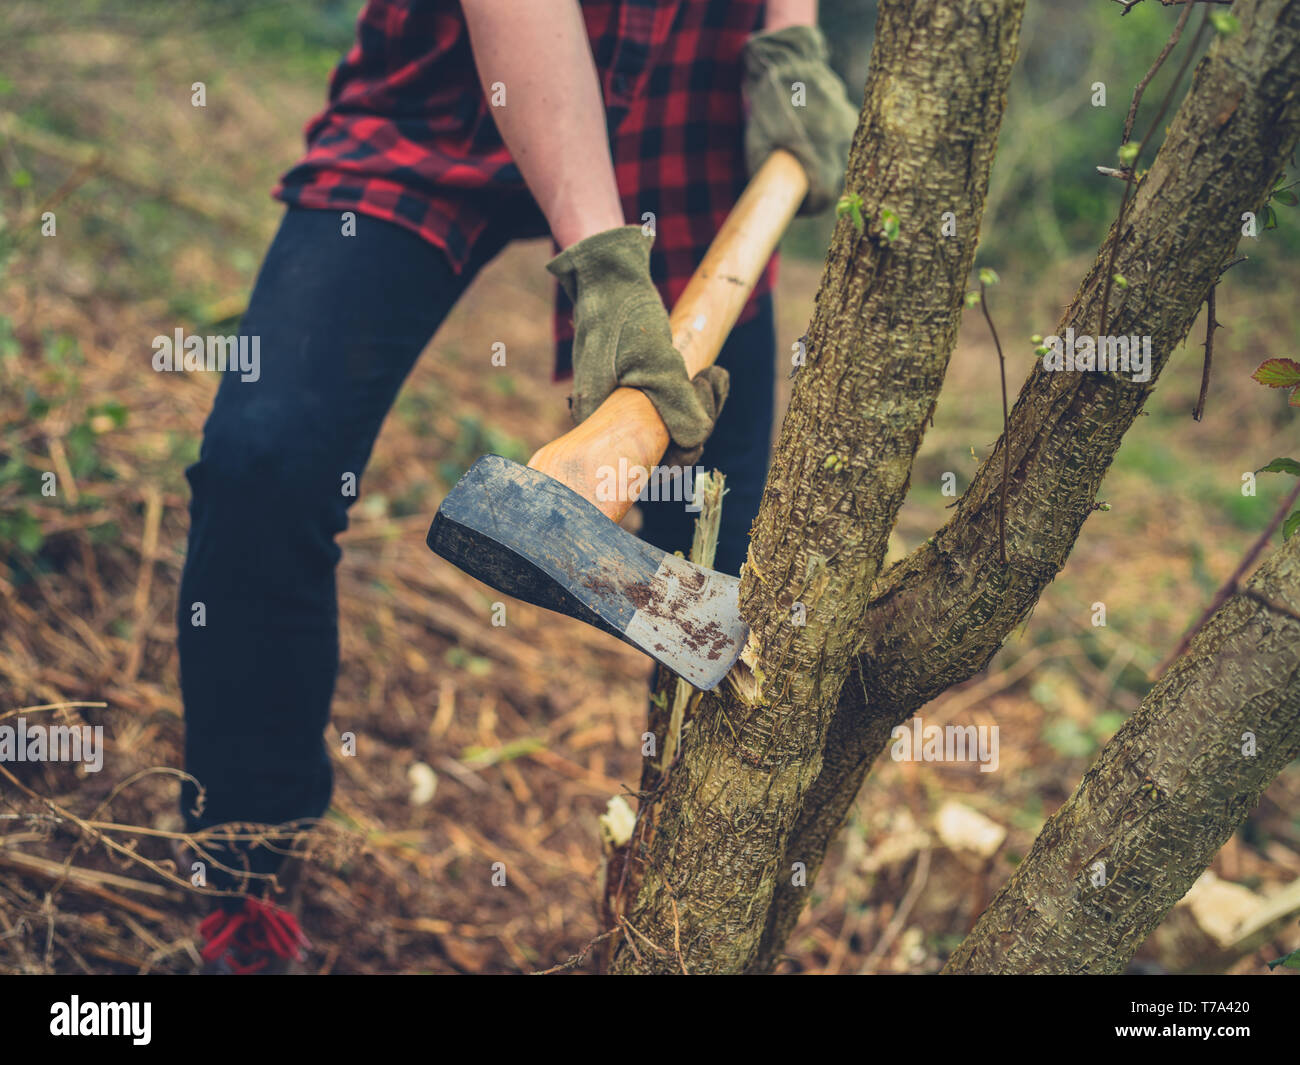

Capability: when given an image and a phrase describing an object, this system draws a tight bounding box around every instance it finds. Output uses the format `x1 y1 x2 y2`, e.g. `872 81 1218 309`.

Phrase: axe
427 150 808 690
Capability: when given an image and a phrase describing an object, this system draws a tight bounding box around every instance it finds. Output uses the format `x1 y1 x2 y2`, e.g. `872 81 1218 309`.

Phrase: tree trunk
755 0 1300 970
610 0 1027 974
945 531 1300 972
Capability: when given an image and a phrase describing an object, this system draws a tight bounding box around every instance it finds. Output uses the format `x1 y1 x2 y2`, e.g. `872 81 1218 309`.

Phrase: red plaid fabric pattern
273 0 776 376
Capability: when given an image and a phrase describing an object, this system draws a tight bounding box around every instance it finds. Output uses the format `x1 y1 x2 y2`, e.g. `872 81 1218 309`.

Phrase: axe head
426 454 747 690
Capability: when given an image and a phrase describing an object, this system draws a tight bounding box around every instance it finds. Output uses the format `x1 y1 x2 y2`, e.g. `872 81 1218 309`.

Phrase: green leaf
460 737 545 768
88 401 129 429
978 267 1000 287
1252 358 1300 388
0 316 18 359
1273 189 1299 207
880 207 900 243
964 291 980 309
1209 12 1240 35
1258 457 1300 476
1112 273 1128 289
1267 947 1300 970
2 510 46 556
1044 719 1095 759
1262 203 1279 230
17 522 44 555
1117 141 1140 167
836 193 866 233
1283 510 1300 542
1094 710 1126 736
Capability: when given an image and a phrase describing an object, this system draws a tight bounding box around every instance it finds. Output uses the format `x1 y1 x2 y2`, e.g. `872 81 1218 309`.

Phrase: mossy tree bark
755 0 1300 971
945 532 1300 973
610 0 1027 974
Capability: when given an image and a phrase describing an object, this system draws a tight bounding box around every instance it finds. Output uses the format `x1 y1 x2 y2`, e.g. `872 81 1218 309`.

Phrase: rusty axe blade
426 454 746 690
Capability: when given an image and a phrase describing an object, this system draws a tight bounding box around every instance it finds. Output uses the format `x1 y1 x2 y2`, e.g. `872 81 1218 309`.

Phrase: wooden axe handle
528 148 809 521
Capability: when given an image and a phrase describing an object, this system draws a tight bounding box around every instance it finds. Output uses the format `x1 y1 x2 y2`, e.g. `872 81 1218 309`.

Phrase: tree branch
755 0 1300 969
1113 0 1236 14
1100 5 1209 338
1192 284 1218 420
946 528 1300 973
1192 255 1244 420
978 279 1011 565
611 0 1028 974
1122 0 1195 146
1153 476 1300 675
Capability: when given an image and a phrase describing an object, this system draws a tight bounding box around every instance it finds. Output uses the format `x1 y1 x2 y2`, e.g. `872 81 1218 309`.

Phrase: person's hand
547 226 728 464
742 24 858 215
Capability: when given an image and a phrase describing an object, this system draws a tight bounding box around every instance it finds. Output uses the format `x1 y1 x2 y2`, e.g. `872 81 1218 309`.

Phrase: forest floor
1 8 1298 974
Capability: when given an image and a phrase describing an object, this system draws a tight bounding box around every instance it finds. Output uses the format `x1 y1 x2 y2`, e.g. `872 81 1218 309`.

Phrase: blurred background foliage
2 0 1294 290
808 0 1300 273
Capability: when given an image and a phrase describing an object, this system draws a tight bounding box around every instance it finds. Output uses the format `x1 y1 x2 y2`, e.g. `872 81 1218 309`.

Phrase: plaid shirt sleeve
273 0 776 378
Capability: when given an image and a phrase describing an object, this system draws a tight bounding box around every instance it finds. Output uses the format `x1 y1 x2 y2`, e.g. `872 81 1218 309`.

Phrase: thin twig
0 758 327 897
20 152 103 237
0 111 261 235
0 701 107 723
860 846 932 974
1153 477 1300 678
1122 1 1194 144
618 920 644 965
1193 285 1219 421
1096 165 1136 181
978 281 1010 564
1192 257 1245 420
530 927 620 975
1113 0 1234 13
619 914 669 956
1099 8 1210 338
669 896 688 975
1243 588 1300 623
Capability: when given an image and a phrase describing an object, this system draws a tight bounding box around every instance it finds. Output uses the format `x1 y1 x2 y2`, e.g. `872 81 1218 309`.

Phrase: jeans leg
637 294 777 577
178 207 500 889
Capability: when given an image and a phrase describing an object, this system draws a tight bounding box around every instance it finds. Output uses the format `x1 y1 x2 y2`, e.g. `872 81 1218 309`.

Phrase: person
177 0 856 973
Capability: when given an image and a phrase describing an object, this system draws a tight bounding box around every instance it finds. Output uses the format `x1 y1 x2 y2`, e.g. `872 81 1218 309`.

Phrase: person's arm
743 0 855 215
764 0 817 31
460 0 726 455
460 0 623 250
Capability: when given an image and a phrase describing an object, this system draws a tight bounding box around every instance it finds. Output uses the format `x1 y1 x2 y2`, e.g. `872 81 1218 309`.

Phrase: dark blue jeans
178 207 774 889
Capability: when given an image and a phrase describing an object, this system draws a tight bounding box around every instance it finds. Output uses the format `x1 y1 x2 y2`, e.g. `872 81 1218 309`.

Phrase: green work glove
547 226 729 463
742 24 859 215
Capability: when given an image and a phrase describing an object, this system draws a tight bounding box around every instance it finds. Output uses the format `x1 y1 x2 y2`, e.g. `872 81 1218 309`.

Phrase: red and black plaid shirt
273 0 775 376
